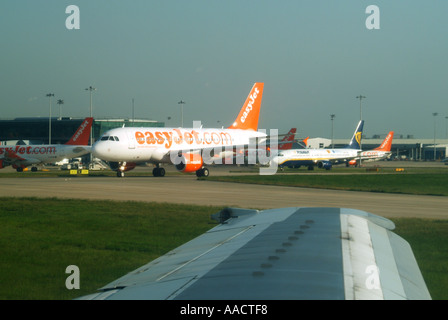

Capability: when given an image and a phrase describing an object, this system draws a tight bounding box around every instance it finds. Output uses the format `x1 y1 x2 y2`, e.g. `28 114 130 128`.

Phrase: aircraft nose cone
92 142 108 158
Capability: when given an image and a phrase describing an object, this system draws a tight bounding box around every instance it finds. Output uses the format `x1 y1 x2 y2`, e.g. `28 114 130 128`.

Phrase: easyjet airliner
92 83 267 177
349 131 394 165
0 117 93 172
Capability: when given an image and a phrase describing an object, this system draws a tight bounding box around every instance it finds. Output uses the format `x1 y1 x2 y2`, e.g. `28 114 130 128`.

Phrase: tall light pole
85 86 96 165
330 114 335 148
132 98 135 126
46 93 54 144
85 86 96 142
433 112 438 160
57 99 64 120
178 100 186 127
356 95 366 120
445 116 448 139
356 95 366 167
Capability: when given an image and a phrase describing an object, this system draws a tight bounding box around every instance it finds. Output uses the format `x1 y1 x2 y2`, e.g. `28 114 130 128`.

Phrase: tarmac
0 162 447 220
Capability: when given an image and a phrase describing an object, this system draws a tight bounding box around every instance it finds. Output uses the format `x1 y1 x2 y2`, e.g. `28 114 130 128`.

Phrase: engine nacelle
0 159 6 169
109 161 137 172
174 153 203 173
317 160 332 170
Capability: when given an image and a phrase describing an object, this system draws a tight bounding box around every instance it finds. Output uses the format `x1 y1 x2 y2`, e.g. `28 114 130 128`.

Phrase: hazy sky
1 1 447 139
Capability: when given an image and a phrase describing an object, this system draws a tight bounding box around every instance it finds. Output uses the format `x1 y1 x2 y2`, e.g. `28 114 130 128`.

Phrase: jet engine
174 153 204 174
317 160 332 170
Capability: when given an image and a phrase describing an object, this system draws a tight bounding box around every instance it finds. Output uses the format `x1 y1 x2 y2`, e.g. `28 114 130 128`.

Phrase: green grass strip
203 173 448 196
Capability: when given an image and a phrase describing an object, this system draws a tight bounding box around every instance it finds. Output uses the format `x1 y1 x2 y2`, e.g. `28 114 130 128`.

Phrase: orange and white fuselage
93 127 266 163
92 83 268 177
0 117 93 171
350 131 394 164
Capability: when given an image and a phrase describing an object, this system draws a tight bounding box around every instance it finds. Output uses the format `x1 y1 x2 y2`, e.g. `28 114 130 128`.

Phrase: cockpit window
100 136 119 141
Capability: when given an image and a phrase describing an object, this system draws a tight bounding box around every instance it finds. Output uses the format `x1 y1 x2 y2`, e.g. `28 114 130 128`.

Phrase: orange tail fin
65 117 93 145
229 83 264 131
374 131 394 151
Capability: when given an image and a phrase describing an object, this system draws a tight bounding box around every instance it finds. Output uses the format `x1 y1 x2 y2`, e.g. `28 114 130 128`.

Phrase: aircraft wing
79 207 431 300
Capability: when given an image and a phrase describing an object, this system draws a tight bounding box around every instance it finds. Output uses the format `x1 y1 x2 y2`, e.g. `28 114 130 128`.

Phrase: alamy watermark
65 5 380 31
167 121 279 175
65 265 80 290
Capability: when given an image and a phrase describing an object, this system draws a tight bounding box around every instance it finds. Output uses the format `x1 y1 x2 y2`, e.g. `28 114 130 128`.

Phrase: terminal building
0 117 164 145
0 117 447 161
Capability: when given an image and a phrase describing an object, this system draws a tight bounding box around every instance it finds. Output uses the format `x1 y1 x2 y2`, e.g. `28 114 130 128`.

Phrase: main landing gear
153 167 166 177
196 167 209 177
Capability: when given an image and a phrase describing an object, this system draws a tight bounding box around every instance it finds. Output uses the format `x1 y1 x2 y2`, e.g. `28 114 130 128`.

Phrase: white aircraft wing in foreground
79 206 431 300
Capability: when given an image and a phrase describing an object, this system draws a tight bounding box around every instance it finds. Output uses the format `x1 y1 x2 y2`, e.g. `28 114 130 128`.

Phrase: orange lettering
155 132 164 144
191 130 201 145
135 131 145 145
145 132 155 144
162 132 173 148
173 129 183 144
211 132 220 144
184 132 193 145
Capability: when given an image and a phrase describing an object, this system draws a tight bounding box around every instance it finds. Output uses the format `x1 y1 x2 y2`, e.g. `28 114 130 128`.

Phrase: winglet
65 117 93 145
345 120 364 149
374 131 394 151
229 83 264 131
302 136 309 148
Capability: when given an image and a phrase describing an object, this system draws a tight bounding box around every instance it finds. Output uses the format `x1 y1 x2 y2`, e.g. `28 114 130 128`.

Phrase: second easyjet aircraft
92 83 266 177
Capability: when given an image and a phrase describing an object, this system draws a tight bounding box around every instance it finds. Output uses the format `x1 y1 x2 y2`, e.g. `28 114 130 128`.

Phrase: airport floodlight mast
330 114 335 148
433 112 438 160
57 99 64 120
356 95 366 167
46 93 55 144
85 86 97 118
132 98 135 125
85 86 97 165
356 95 366 121
445 116 448 139
178 100 186 127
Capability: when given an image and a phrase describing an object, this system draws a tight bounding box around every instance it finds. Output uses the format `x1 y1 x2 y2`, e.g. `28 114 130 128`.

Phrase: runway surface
1 170 447 219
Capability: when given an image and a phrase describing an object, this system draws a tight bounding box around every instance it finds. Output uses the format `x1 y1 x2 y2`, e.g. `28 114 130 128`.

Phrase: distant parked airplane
349 131 394 165
0 117 93 172
272 120 364 170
